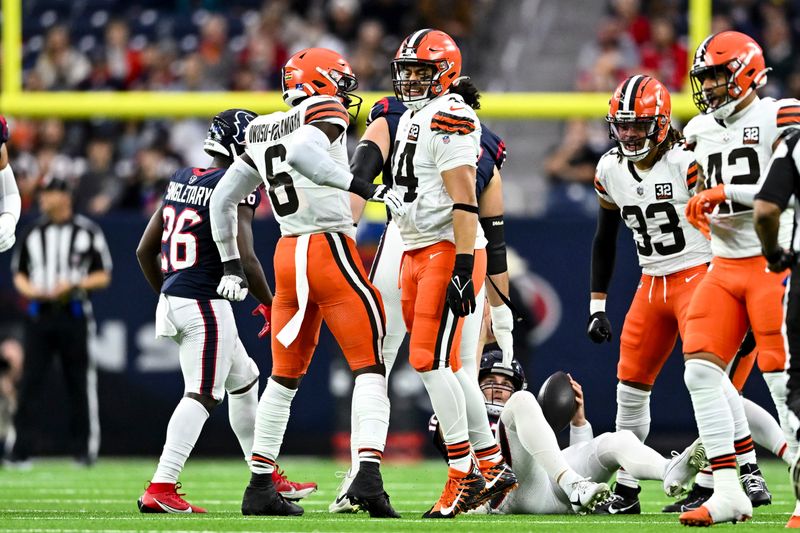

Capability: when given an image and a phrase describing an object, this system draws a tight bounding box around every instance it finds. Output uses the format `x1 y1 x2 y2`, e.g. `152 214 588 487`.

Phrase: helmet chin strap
620 139 654 162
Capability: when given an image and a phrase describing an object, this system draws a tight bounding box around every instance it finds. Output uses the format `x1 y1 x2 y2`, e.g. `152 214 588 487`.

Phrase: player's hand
217 259 249 301
685 185 725 236
0 213 16 252
567 373 587 426
252 303 272 339
372 185 407 218
446 254 475 317
587 311 612 343
764 247 796 272
489 304 514 367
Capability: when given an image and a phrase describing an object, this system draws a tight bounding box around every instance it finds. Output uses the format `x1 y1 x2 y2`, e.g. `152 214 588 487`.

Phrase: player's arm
442 164 479 317
587 197 620 343
210 153 263 301
350 116 391 223
0 136 21 253
236 204 272 306
754 136 798 271
136 205 165 294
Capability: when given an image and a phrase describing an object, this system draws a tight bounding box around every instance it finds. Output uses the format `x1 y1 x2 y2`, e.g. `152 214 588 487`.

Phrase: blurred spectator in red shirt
640 17 687 91
104 20 143 89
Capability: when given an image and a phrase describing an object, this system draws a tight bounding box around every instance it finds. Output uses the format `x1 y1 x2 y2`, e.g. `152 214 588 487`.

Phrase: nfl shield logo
636 185 644 196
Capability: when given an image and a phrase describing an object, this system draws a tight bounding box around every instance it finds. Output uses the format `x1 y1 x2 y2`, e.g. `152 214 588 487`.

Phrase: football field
0 458 794 531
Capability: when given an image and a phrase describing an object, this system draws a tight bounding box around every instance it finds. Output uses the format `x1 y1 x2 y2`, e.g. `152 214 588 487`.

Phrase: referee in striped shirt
5 174 111 467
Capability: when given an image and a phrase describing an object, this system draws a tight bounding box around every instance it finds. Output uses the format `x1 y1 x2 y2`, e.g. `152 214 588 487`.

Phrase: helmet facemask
607 111 664 162
391 59 447 110
479 376 516 415
690 62 741 119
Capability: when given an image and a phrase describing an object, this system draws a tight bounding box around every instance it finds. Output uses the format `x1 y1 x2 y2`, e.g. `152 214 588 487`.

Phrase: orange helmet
391 29 461 110
606 75 672 162
281 47 359 111
690 31 768 119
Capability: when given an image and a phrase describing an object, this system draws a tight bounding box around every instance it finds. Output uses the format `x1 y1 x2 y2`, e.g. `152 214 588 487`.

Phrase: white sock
593 430 667 481
684 360 735 460
353 373 390 465
349 396 360 474
501 390 580 493
793 500 800 516
152 397 209 483
696 469 714 489
419 368 470 472
251 378 296 474
455 367 498 455
763 371 800 457
720 376 757 465
614 383 651 488
743 396 790 464
228 385 258 464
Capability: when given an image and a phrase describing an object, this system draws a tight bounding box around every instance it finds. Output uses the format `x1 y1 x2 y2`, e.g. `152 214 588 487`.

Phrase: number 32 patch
655 183 673 200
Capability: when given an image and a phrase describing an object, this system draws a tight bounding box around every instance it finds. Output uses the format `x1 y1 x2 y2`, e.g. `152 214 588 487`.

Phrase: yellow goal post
0 0 711 120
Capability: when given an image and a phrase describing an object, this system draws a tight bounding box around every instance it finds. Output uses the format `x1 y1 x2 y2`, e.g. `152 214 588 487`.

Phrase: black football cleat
592 483 641 515
345 462 400 518
662 483 713 513
241 472 304 516
739 463 771 507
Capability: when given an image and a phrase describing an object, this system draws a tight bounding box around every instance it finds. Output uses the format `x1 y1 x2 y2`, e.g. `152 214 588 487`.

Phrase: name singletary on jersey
390 93 482 250
594 145 712 276
244 95 355 238
683 97 799 258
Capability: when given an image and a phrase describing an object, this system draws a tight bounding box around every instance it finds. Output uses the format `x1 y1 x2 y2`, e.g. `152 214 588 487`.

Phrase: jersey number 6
264 144 300 217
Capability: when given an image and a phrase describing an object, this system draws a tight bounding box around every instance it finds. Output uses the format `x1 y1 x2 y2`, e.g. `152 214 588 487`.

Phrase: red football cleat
272 468 318 501
138 482 207 514
787 514 800 528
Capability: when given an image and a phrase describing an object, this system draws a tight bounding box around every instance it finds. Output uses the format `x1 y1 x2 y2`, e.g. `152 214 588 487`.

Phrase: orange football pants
683 255 788 370
270 233 385 379
618 264 707 385
400 243 487 372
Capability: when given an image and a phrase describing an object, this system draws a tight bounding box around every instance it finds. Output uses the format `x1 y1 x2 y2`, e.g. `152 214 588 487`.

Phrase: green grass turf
0 458 794 531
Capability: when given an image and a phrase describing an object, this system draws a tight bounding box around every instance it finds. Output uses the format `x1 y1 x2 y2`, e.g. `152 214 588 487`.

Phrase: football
537 371 578 433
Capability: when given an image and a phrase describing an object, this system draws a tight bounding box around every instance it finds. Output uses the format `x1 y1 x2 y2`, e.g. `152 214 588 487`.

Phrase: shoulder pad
480 125 507 170
430 98 479 135
367 96 407 126
304 97 349 127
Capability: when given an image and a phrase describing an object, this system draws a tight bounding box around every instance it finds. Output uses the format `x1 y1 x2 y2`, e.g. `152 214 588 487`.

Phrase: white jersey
594 145 712 276
390 93 482 250
684 97 797 258
244 95 356 239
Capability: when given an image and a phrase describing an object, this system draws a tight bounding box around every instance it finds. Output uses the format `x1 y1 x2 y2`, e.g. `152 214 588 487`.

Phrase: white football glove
217 275 248 302
490 304 514 368
0 213 16 252
372 185 407 218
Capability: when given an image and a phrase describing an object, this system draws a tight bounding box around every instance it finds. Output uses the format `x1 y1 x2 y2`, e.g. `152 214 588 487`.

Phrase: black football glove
587 311 612 343
446 254 476 317
763 247 797 273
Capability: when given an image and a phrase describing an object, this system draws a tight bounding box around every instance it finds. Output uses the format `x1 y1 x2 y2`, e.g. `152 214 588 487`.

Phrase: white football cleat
568 479 610 513
328 469 358 513
663 438 707 497
679 489 752 526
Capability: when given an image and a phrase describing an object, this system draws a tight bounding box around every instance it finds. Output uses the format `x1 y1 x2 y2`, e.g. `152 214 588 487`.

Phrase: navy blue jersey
160 167 260 300
367 96 507 197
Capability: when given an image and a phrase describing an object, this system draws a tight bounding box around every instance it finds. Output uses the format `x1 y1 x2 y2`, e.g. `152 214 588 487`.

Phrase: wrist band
589 299 606 314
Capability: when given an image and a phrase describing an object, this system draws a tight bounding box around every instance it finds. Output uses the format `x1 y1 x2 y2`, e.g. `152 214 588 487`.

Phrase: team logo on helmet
204 108 257 159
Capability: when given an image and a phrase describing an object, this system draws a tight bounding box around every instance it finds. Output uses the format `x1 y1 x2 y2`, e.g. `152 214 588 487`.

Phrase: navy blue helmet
478 349 527 392
203 108 257 159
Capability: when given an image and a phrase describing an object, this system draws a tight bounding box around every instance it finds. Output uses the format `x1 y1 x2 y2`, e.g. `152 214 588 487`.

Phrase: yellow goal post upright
1 0 710 120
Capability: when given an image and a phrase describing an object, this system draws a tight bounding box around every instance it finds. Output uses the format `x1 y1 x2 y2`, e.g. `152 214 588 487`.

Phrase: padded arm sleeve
285 124 354 191
590 206 620 293
480 215 508 275
0 165 20 222
210 157 263 262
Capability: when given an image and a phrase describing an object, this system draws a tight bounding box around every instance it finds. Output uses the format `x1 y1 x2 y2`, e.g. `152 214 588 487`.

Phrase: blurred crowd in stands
5 0 800 217
544 0 800 215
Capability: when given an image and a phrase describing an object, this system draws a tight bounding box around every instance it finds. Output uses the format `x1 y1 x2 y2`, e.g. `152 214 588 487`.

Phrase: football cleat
138 482 207 514
663 438 707 497
329 469 357 513
422 465 486 518
787 514 800 528
476 460 518 505
272 468 317 501
679 490 752 526
739 463 772 507
662 482 713 513
345 462 400 518
592 483 640 515
569 479 611 514
241 473 304 516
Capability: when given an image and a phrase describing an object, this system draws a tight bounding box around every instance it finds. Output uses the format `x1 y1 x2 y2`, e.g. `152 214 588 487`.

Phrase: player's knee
611 429 639 447
683 359 723 391
271 374 301 390
756 350 786 373
409 350 433 372
502 390 541 424
185 392 221 412
229 377 258 396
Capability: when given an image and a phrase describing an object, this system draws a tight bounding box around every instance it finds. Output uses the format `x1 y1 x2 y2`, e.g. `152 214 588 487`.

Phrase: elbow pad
0 165 20 222
480 215 508 275
350 139 384 184
286 124 353 191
